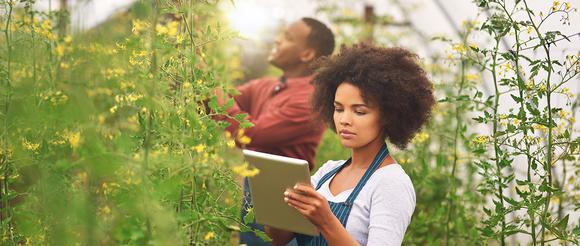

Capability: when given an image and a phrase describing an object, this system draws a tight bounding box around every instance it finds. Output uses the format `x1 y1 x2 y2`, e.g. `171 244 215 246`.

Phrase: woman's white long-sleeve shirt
311 160 416 246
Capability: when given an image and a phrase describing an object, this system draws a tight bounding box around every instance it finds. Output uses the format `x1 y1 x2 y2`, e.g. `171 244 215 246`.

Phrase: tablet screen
243 149 319 236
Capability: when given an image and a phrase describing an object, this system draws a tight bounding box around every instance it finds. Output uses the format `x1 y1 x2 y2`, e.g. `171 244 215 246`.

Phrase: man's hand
213 87 226 105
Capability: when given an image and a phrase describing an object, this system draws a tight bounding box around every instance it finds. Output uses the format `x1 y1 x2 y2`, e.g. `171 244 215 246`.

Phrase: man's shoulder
243 77 278 87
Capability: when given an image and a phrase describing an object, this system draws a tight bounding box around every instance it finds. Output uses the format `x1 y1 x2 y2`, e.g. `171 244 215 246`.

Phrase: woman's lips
339 130 355 139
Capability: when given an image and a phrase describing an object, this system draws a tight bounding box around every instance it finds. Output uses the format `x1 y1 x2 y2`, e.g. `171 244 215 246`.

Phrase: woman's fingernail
294 185 298 189
284 197 288 202
283 191 289 196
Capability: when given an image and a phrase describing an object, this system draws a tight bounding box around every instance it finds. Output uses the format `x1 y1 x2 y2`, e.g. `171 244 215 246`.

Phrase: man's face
268 20 313 69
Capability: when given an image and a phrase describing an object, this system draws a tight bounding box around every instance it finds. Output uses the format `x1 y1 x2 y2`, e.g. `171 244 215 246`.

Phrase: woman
265 43 436 246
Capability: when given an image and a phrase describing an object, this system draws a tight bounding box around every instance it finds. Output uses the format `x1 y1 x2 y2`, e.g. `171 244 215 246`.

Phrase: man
217 17 335 245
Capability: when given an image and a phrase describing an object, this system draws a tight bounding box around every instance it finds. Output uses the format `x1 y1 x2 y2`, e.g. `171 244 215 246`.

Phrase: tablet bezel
242 149 319 236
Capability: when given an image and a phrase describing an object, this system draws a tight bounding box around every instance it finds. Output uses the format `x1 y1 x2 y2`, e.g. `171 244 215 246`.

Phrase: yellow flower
64 130 82 149
526 80 534 90
41 19 51 31
550 195 560 205
232 162 260 177
465 73 480 81
411 132 429 144
236 129 252 145
553 1 560 11
132 19 150 35
451 44 467 55
239 136 252 145
156 24 168 35
204 231 215 241
227 140 236 148
527 26 533 34
193 144 206 153
502 62 512 72
22 139 40 151
63 35 72 44
167 21 179 37
176 34 186 44
471 135 490 145
538 83 547 93
558 110 571 119
99 205 112 215
55 44 65 57
120 81 135 90
564 2 571 11
125 93 143 103
461 20 479 31
532 123 547 131
183 81 192 89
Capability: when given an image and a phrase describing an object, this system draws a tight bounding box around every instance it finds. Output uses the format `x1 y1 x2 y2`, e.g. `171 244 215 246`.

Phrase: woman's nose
339 111 352 126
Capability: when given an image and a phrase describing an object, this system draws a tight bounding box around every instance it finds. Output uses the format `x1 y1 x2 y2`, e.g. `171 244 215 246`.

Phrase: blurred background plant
0 0 256 245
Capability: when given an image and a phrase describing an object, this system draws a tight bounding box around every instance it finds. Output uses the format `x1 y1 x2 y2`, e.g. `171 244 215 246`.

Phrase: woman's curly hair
311 43 436 149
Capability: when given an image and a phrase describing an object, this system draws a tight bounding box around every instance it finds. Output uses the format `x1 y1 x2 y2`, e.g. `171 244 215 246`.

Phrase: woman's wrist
319 214 341 235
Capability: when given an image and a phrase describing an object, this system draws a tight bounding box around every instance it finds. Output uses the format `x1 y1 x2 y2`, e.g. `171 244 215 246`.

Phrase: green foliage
0 0 253 245
316 0 579 245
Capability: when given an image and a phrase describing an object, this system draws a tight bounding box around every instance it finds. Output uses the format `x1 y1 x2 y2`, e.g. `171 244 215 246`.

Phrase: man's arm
225 98 318 147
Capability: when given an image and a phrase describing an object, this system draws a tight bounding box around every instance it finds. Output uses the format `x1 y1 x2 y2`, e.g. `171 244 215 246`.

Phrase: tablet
242 149 319 236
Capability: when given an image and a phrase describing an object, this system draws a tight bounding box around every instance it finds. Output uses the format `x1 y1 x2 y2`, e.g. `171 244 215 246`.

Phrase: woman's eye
334 108 344 112
355 111 366 115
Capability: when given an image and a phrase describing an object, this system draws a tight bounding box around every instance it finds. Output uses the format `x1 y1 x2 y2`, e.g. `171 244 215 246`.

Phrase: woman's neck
349 137 385 169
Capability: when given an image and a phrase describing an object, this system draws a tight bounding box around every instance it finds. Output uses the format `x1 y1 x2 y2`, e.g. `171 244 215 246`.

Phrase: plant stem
498 1 537 243
1 1 14 236
445 35 468 246
491 37 507 246
522 1 555 244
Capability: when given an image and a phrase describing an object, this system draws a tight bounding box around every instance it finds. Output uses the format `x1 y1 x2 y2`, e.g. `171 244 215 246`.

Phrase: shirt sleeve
233 79 257 112
367 171 416 246
225 94 319 147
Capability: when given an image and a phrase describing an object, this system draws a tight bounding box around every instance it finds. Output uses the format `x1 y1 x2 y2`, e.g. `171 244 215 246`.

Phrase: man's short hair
301 17 335 58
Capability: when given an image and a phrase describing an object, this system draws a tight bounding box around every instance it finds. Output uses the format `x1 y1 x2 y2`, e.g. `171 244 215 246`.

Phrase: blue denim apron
296 144 389 246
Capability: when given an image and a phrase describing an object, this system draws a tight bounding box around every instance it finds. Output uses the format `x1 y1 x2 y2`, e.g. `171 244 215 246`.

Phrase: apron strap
314 158 351 190
345 144 389 204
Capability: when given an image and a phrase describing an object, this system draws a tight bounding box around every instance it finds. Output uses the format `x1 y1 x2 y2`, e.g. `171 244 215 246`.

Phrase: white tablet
242 149 319 236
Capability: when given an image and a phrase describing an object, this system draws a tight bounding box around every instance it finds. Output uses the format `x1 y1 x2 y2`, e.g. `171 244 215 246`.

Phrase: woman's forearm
319 217 361 246
264 226 295 246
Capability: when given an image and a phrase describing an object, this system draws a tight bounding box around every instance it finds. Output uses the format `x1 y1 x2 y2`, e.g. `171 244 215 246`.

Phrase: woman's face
333 82 383 149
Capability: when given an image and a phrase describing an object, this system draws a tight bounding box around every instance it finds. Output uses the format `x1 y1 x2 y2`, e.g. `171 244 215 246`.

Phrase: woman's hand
285 184 361 246
284 184 336 230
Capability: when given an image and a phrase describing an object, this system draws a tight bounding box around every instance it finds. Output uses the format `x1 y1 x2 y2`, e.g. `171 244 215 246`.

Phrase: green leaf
208 96 219 111
510 94 523 103
239 120 254 129
243 207 255 224
255 230 272 242
556 214 569 231
224 98 235 109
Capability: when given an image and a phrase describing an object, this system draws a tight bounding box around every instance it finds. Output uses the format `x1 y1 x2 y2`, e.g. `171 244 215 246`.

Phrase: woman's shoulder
368 164 414 191
317 159 345 173
311 160 346 186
